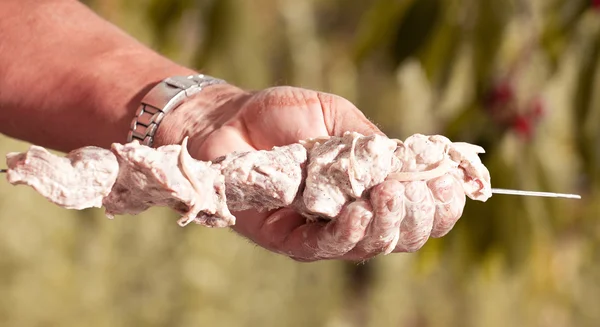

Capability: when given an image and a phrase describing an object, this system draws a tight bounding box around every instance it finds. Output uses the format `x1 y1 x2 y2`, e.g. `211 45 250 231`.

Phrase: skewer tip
491 188 581 199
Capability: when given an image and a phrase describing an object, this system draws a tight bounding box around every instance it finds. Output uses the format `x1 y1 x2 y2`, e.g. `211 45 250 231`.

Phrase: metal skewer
0 169 581 199
491 188 581 199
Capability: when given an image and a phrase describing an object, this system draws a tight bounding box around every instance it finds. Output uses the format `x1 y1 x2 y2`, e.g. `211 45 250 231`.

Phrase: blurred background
0 0 599 326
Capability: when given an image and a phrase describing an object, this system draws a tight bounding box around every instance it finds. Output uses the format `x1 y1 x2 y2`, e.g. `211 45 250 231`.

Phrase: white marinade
4 132 492 229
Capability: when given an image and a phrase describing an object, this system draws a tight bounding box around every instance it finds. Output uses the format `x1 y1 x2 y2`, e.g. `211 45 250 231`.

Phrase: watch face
165 76 197 90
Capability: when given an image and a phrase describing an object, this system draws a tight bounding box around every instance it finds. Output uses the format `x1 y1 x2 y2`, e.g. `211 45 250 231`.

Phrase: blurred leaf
574 13 600 186
388 0 442 68
582 41 600 186
146 0 194 50
192 0 236 69
540 0 589 65
351 0 416 64
419 0 463 85
472 0 512 93
434 43 477 124
393 59 436 135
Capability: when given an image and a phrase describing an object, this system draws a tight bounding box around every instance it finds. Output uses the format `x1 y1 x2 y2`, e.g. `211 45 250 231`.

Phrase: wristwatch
127 74 226 147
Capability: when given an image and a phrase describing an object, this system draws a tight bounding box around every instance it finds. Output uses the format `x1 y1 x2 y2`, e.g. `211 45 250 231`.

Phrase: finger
252 207 311 256
317 92 385 137
222 207 314 260
428 174 466 238
394 181 436 253
349 180 404 258
241 87 330 149
279 200 374 261
193 125 256 161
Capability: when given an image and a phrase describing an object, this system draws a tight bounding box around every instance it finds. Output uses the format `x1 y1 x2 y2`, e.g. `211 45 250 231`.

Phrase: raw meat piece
5 145 119 210
103 138 233 228
300 132 399 218
213 143 307 212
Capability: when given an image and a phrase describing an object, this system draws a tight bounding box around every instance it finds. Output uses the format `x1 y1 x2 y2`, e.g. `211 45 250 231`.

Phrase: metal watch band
127 74 226 147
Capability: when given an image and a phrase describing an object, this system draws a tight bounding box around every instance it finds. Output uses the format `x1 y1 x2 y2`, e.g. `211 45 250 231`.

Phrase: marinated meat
3 132 492 230
300 132 399 218
213 143 307 212
103 138 233 228
5 145 119 210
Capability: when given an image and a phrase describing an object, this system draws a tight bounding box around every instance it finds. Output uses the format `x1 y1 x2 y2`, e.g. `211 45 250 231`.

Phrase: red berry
487 81 514 107
513 115 533 140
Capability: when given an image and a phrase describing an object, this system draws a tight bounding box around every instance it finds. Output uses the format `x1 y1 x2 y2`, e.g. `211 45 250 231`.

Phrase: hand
156 84 465 262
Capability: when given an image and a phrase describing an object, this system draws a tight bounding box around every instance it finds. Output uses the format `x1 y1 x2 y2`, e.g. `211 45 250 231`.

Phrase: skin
0 0 465 262
156 86 465 262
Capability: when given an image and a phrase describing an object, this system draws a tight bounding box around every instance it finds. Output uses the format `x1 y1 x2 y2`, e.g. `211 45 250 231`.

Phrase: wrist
152 83 252 148
73 47 198 149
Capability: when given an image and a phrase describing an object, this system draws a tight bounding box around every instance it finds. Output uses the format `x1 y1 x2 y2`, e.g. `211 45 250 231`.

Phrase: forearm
0 0 198 152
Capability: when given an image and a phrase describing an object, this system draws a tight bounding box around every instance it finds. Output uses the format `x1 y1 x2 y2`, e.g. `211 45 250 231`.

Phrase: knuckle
374 216 402 232
362 240 393 254
431 186 467 238
373 179 404 198
289 255 319 263
404 181 429 202
432 218 456 235
397 231 430 252
371 182 404 214
316 228 358 256
398 241 426 253
428 174 456 203
431 221 453 238
398 202 435 251
338 227 364 245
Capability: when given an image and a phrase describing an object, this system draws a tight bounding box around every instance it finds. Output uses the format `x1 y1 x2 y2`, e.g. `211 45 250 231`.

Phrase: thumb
317 92 385 137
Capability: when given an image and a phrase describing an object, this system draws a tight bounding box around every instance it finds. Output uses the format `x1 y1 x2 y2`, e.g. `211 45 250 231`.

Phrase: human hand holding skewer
0 86 579 263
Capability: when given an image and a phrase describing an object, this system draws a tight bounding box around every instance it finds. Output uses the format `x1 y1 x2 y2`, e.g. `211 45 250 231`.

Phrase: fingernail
386 198 400 212
360 210 373 228
384 231 400 255
265 210 287 225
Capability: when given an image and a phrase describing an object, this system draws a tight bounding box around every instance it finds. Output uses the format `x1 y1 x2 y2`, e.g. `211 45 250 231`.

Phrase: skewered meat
104 139 233 227
5 145 119 210
3 132 492 230
299 132 399 219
